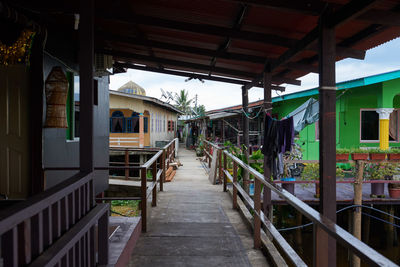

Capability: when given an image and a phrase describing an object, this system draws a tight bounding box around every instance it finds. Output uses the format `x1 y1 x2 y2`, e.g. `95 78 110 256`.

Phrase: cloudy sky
110 37 400 111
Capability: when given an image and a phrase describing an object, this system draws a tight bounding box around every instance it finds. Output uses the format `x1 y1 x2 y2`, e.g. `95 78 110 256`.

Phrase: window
361 110 379 141
151 113 153 132
360 109 399 142
66 73 80 140
126 112 139 133
163 115 166 132
110 111 125 133
144 117 148 133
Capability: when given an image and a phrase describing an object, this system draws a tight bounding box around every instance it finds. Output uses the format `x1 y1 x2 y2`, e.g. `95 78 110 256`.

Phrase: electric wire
277 204 400 232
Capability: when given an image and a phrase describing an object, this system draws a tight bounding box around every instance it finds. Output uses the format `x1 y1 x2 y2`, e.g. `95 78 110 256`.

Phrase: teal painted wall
272 78 400 160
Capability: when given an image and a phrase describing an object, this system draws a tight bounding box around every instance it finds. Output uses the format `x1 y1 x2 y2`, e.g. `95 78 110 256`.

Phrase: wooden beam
326 0 378 28
221 0 328 16
241 86 250 193
97 32 268 64
263 72 272 219
79 0 94 173
99 12 297 48
286 62 318 73
114 62 286 92
315 9 337 267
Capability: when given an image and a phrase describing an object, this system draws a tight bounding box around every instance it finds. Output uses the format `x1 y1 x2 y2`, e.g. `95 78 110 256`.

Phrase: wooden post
254 178 261 248
218 149 223 184
79 0 94 173
139 114 144 148
352 161 364 267
315 11 337 267
223 152 227 192
233 161 238 210
125 149 129 180
263 72 272 219
152 161 157 207
98 211 109 265
222 120 225 143
242 86 250 194
160 149 166 191
140 168 147 232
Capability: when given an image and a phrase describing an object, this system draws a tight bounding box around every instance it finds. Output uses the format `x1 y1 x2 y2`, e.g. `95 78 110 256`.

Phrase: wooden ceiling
6 0 400 90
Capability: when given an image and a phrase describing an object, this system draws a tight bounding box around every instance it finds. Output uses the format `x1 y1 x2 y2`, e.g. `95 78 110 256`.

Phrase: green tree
193 104 206 116
174 89 193 114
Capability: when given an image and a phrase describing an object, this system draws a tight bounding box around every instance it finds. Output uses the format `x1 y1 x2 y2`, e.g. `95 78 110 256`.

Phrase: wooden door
0 65 30 199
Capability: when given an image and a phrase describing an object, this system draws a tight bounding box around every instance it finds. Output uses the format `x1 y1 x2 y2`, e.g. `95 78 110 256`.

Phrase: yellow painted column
139 113 144 148
376 108 394 150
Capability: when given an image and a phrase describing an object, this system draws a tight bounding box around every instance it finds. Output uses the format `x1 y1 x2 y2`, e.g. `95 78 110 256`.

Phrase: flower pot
281 177 295 195
370 183 385 197
389 187 400 198
369 153 386 161
336 153 349 161
388 153 400 160
351 153 369 161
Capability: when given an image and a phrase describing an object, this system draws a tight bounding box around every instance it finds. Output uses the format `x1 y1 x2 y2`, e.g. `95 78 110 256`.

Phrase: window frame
359 108 400 143
110 110 126 133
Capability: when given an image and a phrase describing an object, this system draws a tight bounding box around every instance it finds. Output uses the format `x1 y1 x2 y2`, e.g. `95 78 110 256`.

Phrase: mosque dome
117 81 146 96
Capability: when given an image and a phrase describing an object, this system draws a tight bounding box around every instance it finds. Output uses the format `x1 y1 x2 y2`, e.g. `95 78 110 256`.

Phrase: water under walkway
129 147 269 267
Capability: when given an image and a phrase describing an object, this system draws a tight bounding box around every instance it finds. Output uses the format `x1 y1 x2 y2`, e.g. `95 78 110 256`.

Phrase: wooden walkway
129 147 269 267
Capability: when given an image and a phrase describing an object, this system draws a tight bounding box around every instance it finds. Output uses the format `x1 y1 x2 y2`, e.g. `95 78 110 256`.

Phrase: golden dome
117 81 146 96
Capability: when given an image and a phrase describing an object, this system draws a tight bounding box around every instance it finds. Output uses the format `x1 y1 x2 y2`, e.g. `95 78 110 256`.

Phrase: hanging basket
44 66 68 128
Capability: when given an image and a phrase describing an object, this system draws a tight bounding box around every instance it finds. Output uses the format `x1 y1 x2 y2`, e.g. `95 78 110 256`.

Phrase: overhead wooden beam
246 0 378 90
286 62 318 73
209 3 249 73
97 32 268 64
99 12 297 48
358 9 400 27
222 0 327 16
114 62 285 91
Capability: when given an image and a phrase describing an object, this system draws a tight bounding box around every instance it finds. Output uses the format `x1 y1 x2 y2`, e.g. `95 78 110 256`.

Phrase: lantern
44 66 68 128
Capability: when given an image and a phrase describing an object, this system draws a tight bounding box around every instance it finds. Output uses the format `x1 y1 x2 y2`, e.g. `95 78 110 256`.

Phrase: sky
110 37 400 111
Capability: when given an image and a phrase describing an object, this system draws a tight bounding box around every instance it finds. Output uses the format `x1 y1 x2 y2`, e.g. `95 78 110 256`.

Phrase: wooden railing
110 136 139 147
139 138 177 232
0 172 109 266
203 141 396 266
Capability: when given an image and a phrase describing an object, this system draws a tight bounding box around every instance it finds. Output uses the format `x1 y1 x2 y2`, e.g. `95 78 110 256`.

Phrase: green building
272 70 400 160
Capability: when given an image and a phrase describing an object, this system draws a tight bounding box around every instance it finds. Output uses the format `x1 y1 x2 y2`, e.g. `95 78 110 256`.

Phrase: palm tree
193 104 206 117
174 89 193 114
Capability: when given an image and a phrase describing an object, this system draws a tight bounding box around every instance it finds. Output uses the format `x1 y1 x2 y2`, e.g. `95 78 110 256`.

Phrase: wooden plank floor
129 147 269 267
272 183 400 205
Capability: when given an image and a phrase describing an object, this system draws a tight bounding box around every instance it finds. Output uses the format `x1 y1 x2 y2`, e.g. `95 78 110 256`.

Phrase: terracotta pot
351 153 369 161
388 153 400 160
336 153 349 161
389 187 400 198
369 153 386 161
370 183 385 197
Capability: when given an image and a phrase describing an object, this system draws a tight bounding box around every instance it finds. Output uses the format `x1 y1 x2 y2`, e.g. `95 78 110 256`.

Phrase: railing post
140 167 147 232
233 161 238 210
254 178 261 248
98 210 109 266
160 149 166 192
125 149 129 180
152 161 157 207
223 152 227 192
218 148 223 184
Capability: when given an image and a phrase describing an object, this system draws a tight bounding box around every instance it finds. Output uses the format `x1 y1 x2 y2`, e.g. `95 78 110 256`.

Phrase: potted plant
389 174 400 198
387 148 400 161
301 163 320 197
369 148 387 161
365 163 396 198
281 143 303 195
301 163 345 198
336 148 350 161
351 148 369 161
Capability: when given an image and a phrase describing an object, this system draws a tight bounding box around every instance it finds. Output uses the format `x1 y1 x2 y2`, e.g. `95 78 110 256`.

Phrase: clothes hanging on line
261 114 295 179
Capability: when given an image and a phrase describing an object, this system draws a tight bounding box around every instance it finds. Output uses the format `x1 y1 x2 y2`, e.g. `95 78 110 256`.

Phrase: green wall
272 78 400 160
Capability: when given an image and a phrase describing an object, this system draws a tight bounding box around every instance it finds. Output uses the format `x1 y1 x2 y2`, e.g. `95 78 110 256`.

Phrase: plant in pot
389 173 400 198
301 163 320 197
336 148 350 161
368 148 387 161
351 148 369 161
301 163 345 198
281 144 303 195
387 148 400 161
365 162 396 198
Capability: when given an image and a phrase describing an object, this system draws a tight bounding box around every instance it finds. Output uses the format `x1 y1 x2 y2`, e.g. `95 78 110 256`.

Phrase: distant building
109 81 183 147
